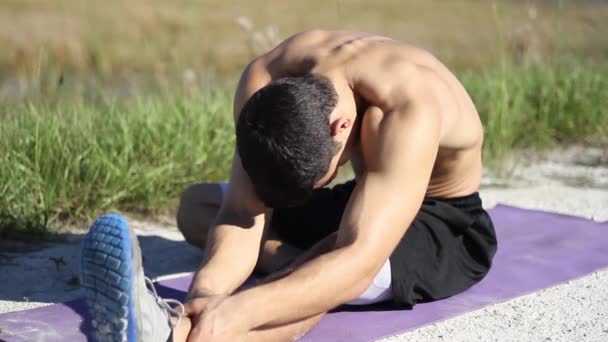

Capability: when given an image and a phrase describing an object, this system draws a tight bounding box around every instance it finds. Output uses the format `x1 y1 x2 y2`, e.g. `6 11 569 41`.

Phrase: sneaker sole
80 214 138 342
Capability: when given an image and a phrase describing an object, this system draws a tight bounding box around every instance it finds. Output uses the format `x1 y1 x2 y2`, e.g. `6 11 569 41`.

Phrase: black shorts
270 180 498 308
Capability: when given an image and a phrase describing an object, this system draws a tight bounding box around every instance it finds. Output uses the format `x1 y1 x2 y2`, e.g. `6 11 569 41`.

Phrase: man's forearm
189 217 265 297
225 244 376 329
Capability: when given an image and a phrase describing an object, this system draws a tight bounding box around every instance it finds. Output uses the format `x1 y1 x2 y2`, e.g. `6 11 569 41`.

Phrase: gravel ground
379 270 608 342
380 146 608 342
1 146 607 341
378 186 608 342
0 225 201 315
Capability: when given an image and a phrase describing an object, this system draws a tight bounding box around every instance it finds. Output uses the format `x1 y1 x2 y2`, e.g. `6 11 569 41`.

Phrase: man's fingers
183 298 207 316
184 303 206 342
183 301 195 315
186 322 205 342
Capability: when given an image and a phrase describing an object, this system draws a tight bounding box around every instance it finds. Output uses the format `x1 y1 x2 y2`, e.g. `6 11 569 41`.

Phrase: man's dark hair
236 74 340 208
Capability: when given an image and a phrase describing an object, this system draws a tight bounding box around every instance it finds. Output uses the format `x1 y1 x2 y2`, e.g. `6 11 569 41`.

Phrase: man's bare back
249 29 484 198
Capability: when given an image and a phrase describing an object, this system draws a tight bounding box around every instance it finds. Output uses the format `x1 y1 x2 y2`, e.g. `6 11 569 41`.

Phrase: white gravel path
380 146 608 342
377 186 608 342
379 269 608 342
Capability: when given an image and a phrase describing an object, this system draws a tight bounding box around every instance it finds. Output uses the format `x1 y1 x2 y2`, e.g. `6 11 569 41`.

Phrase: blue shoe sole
81 214 137 342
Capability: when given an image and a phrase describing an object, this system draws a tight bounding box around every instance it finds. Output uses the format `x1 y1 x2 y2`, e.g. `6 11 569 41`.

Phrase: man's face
313 153 342 189
313 108 353 189
322 167 339 187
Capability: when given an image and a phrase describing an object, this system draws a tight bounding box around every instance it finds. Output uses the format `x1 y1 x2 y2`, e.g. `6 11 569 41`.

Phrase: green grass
1 60 607 236
2 1 607 238
462 60 608 169
0 93 234 237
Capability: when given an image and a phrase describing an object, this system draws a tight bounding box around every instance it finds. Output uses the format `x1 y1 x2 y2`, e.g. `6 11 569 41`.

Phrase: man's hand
184 295 250 342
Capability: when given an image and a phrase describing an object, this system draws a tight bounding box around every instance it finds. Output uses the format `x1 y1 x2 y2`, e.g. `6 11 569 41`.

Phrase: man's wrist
187 270 232 300
186 286 225 300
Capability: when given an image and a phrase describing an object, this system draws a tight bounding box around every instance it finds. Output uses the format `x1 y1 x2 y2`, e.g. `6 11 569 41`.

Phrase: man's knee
176 183 222 248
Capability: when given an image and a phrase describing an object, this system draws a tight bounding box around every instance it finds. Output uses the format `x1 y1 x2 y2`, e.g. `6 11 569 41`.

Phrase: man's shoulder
285 30 330 45
264 30 329 60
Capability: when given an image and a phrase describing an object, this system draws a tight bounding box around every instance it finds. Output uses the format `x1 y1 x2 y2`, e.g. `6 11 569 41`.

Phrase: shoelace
145 277 185 327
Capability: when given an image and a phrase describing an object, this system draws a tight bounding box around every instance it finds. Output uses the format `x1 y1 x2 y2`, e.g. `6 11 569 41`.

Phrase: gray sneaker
80 213 184 342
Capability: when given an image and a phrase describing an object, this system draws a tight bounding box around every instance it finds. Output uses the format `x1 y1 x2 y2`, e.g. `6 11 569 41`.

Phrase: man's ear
330 117 352 137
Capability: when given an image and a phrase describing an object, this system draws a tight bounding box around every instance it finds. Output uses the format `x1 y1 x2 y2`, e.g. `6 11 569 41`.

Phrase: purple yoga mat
1 205 607 342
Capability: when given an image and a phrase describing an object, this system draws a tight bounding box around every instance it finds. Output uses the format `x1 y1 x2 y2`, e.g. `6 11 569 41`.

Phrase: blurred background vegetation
1 0 607 236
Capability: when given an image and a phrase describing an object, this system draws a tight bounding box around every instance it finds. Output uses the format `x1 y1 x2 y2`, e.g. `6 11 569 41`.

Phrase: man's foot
80 213 183 342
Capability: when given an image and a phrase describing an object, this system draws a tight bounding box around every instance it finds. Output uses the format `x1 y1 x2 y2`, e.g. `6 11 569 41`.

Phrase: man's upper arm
191 60 275 296
220 59 272 218
232 59 272 121
335 63 442 268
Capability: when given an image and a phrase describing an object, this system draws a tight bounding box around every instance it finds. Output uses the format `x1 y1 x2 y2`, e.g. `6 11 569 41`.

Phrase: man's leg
81 214 180 342
171 316 191 341
247 313 325 342
176 183 223 248
80 211 303 342
385 195 497 308
170 257 392 341
177 182 303 274
170 313 325 342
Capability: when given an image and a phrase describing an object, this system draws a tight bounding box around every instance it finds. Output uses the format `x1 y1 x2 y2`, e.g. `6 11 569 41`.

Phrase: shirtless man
80 30 497 342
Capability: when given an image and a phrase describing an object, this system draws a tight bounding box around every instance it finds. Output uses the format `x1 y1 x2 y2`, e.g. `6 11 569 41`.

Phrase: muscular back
236 30 484 203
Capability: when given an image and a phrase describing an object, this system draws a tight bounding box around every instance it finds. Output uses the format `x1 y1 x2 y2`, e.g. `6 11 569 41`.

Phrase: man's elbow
339 245 386 303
